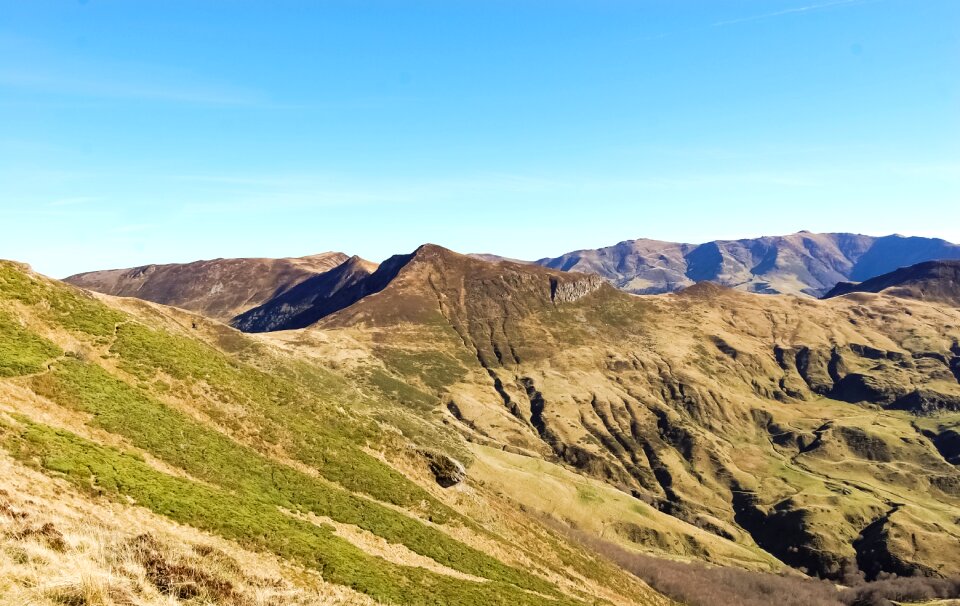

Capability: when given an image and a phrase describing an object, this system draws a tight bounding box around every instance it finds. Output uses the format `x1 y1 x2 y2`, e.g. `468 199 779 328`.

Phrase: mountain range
4 231 960 605
66 234 960 322
65 251 351 322
534 231 960 296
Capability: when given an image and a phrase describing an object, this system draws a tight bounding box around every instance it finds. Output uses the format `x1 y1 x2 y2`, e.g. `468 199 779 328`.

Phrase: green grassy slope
0 261 668 606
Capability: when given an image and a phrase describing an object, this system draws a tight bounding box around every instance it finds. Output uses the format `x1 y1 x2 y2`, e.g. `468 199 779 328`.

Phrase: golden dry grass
0 452 379 606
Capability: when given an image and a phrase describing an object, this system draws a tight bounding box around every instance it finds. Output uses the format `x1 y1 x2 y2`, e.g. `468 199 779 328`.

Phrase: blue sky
1 0 958 277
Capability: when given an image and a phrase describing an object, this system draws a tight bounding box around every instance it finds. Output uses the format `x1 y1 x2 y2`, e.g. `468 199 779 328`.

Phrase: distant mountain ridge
64 252 351 322
63 232 960 332
824 260 960 306
237 244 606 332
535 232 960 297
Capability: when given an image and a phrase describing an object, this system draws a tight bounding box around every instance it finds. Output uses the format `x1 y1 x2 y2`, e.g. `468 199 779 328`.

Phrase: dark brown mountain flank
237 244 605 333
537 232 960 297
824 260 960 307
231 255 379 332
65 252 350 322
323 243 606 327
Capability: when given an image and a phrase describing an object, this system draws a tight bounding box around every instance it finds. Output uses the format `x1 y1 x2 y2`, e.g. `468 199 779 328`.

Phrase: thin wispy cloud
711 0 876 28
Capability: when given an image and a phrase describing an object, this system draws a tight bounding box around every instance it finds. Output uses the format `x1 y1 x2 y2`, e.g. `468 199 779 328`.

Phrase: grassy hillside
6 245 960 604
0 260 670 606
280 246 960 583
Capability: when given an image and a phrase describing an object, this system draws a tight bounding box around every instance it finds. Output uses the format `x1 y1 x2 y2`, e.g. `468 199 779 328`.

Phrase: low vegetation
554 521 960 606
0 262 124 337
109 321 460 521
0 456 375 606
1 263 637 604
1 416 577 605
0 310 61 377
26 358 553 595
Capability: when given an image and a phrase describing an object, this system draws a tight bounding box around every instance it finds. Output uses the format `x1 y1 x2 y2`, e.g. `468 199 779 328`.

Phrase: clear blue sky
1 0 958 277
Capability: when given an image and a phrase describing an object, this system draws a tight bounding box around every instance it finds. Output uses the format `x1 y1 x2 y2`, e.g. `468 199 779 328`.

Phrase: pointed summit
229 244 609 333
321 243 608 330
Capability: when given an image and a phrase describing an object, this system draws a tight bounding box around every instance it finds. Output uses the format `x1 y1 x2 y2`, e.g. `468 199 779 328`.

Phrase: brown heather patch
0 453 378 606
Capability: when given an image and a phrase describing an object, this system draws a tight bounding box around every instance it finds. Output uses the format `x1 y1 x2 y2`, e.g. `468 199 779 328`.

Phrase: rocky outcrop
775 343 960 414
420 450 467 488
923 428 960 465
549 275 605 303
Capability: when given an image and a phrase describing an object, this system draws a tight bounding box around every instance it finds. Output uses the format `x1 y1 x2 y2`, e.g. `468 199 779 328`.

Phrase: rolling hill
275 244 960 584
64 252 352 323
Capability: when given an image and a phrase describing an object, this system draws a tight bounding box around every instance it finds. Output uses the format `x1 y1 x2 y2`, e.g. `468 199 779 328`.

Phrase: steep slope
537 232 960 296
237 244 605 333
322 244 607 330
825 260 960 307
232 255 379 332
275 246 960 583
0 260 671 606
65 252 351 322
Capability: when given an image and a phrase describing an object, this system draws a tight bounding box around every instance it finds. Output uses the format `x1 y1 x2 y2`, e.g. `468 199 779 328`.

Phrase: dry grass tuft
0 454 378 606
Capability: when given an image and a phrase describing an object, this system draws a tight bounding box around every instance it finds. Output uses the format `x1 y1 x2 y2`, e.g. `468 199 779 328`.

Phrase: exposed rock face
65 252 351 322
776 342 960 414
549 276 605 303
537 232 960 297
420 450 467 487
824 260 960 307
323 269 960 582
924 428 960 465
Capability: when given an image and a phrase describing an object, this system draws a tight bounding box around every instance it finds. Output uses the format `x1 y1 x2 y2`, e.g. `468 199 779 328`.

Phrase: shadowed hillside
825 260 960 307
232 255 379 332
65 252 352 322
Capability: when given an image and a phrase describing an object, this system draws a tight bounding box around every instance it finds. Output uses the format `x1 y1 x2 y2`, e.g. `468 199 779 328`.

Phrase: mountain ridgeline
9 231 960 605
65 232 960 330
64 252 352 322
535 232 960 296
824 260 960 307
